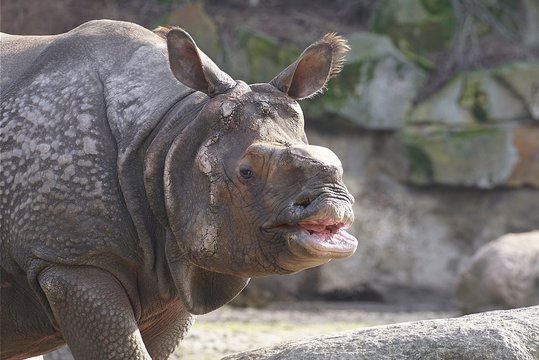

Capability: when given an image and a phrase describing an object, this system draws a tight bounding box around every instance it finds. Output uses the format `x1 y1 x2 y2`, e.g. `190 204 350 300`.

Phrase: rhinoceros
0 20 357 359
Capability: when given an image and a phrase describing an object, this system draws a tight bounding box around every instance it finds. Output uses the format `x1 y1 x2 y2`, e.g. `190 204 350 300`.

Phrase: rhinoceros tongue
297 219 344 235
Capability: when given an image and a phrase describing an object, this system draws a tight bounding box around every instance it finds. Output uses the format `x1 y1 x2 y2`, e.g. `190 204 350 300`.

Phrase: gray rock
456 231 539 314
493 62 539 121
395 124 518 188
303 131 458 299
222 306 539 360
409 66 531 125
315 175 458 300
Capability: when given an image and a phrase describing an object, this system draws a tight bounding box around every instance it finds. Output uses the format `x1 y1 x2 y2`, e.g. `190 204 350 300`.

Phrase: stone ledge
222 306 539 360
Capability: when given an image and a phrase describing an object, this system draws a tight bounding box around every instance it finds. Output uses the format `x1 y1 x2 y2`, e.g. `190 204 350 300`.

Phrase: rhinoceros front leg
140 301 194 360
39 266 151 360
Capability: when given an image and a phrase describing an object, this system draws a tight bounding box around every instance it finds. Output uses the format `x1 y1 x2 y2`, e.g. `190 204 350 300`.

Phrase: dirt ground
42 301 457 359
174 301 457 359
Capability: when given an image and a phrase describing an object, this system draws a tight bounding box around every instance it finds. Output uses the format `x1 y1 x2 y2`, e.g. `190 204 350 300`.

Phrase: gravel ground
174 301 458 360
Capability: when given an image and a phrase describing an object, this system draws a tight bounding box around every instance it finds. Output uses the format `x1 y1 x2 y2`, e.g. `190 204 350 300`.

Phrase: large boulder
395 124 518 188
493 62 539 121
222 306 539 360
408 65 536 126
456 231 539 314
391 123 539 189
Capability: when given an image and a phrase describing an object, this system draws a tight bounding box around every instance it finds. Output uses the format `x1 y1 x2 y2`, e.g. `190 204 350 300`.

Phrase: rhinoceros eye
239 165 253 179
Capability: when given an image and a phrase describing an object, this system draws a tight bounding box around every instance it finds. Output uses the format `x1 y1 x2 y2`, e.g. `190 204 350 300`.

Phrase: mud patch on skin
220 101 236 118
195 136 222 207
194 137 224 255
199 224 219 256
219 101 240 131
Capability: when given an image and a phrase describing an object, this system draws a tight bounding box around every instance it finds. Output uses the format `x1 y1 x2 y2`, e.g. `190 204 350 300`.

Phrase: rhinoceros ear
270 33 349 100
166 28 236 97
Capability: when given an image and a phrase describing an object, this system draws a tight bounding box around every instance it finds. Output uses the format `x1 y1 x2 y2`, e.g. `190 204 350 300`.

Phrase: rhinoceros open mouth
268 215 357 264
262 195 357 272
290 218 357 258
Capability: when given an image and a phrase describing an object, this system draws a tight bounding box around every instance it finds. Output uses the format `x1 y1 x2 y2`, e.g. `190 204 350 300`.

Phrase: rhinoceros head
158 28 357 313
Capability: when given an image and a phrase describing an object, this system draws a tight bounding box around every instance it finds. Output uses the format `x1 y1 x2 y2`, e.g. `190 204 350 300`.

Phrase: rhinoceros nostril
293 195 314 208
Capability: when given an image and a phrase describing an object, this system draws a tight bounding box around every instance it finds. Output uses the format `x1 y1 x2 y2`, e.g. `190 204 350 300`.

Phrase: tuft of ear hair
319 33 350 82
153 25 175 39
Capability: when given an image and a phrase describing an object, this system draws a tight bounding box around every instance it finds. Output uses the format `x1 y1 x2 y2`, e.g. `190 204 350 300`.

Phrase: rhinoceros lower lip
276 219 358 259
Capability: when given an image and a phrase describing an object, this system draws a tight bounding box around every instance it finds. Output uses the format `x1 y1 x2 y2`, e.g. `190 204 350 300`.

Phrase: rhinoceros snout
264 143 355 228
242 141 354 222
293 184 355 208
287 144 353 204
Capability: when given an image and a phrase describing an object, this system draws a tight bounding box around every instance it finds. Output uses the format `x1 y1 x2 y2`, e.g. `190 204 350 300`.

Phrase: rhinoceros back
0 20 185 280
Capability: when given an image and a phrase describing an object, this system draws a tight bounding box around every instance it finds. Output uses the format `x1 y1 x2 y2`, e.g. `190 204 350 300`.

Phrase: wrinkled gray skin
0 20 356 359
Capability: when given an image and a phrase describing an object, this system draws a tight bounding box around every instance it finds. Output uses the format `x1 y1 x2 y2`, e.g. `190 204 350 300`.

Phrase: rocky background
3 0 539 319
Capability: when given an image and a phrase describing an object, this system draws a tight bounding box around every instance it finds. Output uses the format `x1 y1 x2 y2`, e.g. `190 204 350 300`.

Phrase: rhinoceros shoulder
69 19 162 47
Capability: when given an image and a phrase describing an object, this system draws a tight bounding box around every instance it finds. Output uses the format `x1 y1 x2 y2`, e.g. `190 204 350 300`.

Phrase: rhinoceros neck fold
164 230 250 315
143 92 208 227
101 43 206 291
112 93 212 294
